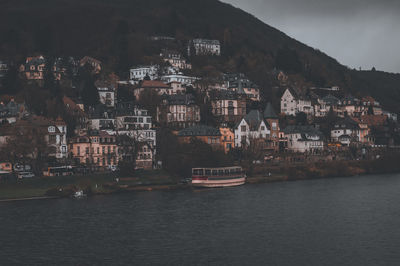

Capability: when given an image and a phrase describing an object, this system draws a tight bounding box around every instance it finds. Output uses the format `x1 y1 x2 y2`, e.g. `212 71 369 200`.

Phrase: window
77 146 80 155
86 147 89 154
241 125 247 131
49 135 56 144
97 147 100 154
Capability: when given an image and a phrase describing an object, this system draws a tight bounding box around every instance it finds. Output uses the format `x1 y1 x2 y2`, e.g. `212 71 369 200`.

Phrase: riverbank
1 154 400 202
247 153 400 184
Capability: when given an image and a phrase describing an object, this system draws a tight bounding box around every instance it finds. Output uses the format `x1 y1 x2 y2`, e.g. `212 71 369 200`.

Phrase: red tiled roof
360 115 388 126
141 80 170 89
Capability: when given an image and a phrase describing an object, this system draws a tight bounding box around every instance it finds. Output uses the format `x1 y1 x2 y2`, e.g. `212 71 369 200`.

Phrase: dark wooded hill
0 0 399 113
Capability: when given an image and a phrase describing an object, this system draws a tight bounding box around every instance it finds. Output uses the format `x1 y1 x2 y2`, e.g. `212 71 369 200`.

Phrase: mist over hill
0 0 399 113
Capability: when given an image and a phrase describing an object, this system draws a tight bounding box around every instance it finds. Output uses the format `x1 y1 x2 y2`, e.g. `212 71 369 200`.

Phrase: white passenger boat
191 166 246 188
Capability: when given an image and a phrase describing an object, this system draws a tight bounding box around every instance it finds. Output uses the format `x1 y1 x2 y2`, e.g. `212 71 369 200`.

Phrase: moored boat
191 166 246 188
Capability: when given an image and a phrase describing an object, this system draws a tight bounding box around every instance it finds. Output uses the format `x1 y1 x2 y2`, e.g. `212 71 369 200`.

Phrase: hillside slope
0 0 399 113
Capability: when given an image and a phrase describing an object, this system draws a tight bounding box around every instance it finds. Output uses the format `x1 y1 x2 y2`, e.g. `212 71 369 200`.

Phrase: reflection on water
1 173 400 265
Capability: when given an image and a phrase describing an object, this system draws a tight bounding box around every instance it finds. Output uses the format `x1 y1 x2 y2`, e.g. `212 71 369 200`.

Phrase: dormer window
48 126 55 133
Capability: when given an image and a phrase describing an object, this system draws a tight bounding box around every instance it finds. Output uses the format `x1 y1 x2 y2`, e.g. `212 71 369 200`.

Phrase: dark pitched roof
322 94 339 105
334 117 360 130
340 95 359 105
163 94 195 105
244 110 265 131
210 90 241 100
264 102 278 119
178 125 221 137
283 125 324 139
285 88 310 101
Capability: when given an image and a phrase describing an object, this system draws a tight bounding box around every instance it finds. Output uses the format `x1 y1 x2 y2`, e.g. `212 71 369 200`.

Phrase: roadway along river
1 173 400 265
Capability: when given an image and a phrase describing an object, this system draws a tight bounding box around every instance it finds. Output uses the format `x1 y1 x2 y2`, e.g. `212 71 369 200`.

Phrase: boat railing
192 167 244 177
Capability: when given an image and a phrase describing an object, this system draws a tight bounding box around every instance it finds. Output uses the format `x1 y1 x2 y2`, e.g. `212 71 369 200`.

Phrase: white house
107 103 157 169
188 39 221 56
52 117 68 159
234 110 270 148
330 117 371 146
160 50 192 70
129 65 159 81
97 87 115 107
283 125 324 153
281 88 313 116
115 112 152 131
314 94 340 117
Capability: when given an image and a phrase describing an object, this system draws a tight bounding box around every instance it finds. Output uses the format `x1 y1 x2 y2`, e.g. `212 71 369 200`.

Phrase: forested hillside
0 0 399 113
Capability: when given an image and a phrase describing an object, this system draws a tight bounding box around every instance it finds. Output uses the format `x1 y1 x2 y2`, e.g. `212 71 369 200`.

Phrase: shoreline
0 196 60 203
1 156 400 202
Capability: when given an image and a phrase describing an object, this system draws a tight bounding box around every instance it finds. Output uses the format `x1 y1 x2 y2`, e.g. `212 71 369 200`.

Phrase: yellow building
220 127 234 153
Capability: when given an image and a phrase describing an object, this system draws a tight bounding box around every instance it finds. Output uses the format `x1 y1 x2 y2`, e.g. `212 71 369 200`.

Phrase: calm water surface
1 173 400 265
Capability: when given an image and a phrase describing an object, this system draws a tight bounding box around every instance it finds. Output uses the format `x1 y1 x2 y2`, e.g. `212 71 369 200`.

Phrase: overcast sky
223 0 400 73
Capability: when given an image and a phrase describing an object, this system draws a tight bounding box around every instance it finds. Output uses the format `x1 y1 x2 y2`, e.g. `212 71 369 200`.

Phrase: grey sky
222 0 400 73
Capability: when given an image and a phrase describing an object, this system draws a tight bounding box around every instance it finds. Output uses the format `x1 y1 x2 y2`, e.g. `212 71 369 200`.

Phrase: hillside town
0 38 399 179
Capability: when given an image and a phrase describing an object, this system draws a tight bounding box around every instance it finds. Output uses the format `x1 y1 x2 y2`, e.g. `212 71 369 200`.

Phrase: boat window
224 169 230 175
205 169 211 175
212 170 218 176
198 169 204 176
230 169 236 174
218 170 224 176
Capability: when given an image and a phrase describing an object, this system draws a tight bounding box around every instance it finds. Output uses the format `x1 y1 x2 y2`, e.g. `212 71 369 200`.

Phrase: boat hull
191 176 246 188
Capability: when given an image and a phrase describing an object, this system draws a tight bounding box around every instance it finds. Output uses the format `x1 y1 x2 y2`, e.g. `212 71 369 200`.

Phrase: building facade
189 39 221 56
234 110 271 148
157 94 201 129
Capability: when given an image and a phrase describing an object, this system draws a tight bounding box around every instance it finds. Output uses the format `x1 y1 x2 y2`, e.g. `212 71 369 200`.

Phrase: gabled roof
334 117 360 130
80 56 101 65
322 94 339 105
244 110 266 131
284 88 310 101
63 96 86 116
264 102 278 119
24 56 46 68
178 125 221 137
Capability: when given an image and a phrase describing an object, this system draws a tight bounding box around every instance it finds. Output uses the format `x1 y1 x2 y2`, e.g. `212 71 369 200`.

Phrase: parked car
108 165 119 172
264 154 274 162
17 172 35 179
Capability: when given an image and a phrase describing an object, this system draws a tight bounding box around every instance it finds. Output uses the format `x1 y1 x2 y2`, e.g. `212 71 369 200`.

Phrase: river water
1 173 400 265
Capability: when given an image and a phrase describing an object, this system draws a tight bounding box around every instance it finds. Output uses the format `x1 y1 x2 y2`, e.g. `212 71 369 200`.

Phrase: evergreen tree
1 64 21 95
77 65 100 109
81 77 99 109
